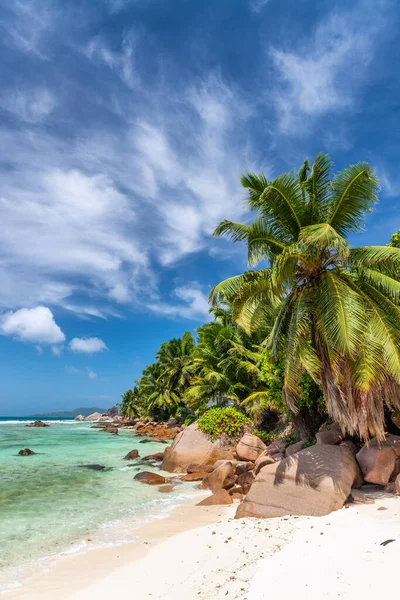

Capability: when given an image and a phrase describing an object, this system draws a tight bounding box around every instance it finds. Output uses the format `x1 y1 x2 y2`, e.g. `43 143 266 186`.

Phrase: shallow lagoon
0 422 192 591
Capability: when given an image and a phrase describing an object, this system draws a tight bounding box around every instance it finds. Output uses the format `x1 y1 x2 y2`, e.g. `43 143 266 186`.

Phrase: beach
4 489 398 599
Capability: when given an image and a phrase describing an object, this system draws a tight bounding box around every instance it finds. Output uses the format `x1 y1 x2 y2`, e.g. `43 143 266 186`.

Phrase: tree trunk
292 405 326 441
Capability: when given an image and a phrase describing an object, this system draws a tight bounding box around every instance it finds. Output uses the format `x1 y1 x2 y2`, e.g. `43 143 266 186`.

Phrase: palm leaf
328 163 378 235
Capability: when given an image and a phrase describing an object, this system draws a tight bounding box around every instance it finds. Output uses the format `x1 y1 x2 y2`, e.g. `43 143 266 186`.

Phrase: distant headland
28 407 107 419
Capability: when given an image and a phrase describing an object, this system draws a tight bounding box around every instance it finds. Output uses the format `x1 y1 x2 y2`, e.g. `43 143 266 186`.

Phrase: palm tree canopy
211 153 400 441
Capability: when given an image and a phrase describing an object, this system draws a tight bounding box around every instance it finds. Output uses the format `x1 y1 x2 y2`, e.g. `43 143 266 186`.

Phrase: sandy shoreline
4 489 399 600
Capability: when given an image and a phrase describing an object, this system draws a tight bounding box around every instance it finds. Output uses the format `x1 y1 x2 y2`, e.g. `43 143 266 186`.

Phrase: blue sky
0 0 399 415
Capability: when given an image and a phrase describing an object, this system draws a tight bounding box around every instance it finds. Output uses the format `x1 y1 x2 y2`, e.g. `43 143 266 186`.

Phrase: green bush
197 407 251 442
184 414 197 426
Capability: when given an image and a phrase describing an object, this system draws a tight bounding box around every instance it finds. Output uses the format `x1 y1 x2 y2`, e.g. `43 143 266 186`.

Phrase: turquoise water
0 421 194 592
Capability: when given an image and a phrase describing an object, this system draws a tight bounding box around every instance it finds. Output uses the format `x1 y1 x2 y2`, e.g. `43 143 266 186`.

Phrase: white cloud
0 0 56 57
0 35 252 318
149 284 210 321
51 345 63 357
270 3 386 132
249 0 270 13
86 31 138 89
0 306 65 345
0 87 56 123
69 337 108 353
65 365 97 379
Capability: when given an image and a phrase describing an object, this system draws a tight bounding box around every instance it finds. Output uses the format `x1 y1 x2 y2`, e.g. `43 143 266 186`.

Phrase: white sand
243 490 400 600
5 490 399 600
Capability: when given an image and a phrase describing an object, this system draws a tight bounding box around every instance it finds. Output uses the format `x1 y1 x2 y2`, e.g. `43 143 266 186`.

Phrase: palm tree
211 153 400 440
156 332 195 395
185 317 265 411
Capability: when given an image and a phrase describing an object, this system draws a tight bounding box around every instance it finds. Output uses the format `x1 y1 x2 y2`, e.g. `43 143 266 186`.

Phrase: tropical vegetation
121 155 400 443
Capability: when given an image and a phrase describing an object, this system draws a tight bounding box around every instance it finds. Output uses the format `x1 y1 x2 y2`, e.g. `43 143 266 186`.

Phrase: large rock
180 472 210 482
124 449 139 460
196 489 233 506
316 421 344 445
187 463 214 474
203 461 236 493
161 422 236 473
236 434 266 462
84 412 103 421
18 448 35 456
134 471 166 485
25 420 50 428
285 440 306 457
356 435 400 485
74 414 85 421
236 445 360 519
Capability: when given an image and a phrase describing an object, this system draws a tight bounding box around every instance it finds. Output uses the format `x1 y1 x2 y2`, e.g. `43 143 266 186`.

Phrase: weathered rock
236 445 360 519
196 490 233 506
158 484 176 493
340 440 358 456
25 420 50 428
187 463 214 474
124 449 139 460
134 471 166 485
254 454 276 475
202 461 236 493
167 418 178 427
84 412 103 421
384 474 400 496
236 470 254 494
106 406 119 417
349 490 375 504
74 414 85 421
236 434 266 462
106 427 118 434
18 448 35 456
316 421 344 445
78 464 107 471
235 462 255 475
285 440 306 457
266 441 286 455
180 472 210 482
161 422 236 473
231 492 244 500
356 435 400 485
143 452 165 462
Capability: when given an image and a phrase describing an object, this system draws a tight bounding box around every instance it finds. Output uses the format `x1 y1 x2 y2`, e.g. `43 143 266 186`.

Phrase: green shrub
184 414 197 426
197 407 251 442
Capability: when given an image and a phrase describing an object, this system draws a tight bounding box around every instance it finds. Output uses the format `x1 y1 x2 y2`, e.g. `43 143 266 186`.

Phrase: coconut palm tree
211 153 400 440
156 332 195 395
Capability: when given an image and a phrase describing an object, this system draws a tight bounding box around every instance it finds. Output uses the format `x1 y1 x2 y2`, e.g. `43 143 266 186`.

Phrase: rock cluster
18 448 35 456
25 421 50 427
159 418 400 516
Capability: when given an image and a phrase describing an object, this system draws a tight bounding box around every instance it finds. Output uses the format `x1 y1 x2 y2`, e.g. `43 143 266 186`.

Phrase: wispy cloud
0 0 57 57
249 0 270 13
149 284 210 321
65 365 98 380
86 31 139 89
0 86 56 123
270 2 387 132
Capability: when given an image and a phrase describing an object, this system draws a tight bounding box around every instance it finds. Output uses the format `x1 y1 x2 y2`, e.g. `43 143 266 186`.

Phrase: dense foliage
120 154 399 443
197 407 251 442
211 154 400 440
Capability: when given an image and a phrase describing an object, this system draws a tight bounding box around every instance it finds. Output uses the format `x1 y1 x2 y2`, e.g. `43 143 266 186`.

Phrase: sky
0 0 399 415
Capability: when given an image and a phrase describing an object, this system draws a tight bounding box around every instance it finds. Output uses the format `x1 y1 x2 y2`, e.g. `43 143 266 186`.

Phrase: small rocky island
25 420 50 428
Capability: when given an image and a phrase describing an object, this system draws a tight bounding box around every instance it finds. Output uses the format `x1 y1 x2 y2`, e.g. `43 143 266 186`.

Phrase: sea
0 418 196 593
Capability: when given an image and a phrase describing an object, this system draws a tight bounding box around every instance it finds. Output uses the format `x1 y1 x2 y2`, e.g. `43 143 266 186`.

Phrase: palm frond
328 162 379 235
